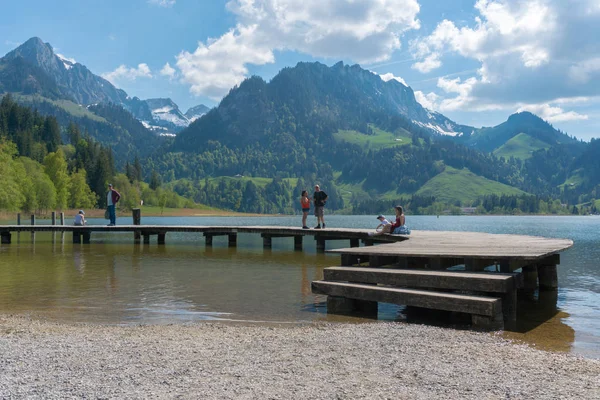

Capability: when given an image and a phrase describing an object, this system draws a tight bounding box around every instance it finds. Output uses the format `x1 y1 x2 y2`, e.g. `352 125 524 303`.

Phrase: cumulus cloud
102 64 153 85
407 0 600 128
414 90 439 111
149 0 175 7
174 0 421 99
379 72 408 86
160 62 177 79
516 103 589 123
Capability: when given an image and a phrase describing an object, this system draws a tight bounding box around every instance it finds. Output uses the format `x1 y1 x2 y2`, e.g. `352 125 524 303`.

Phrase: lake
0 214 598 358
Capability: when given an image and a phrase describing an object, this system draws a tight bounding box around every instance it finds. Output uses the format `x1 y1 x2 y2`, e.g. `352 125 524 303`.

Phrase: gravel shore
1 316 599 399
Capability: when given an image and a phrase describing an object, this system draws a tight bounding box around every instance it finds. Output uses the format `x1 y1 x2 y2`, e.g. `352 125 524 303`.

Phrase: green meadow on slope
493 132 550 160
333 124 412 150
415 166 526 204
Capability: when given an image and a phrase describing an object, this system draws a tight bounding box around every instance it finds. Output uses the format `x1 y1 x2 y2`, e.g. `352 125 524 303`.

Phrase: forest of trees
0 95 190 214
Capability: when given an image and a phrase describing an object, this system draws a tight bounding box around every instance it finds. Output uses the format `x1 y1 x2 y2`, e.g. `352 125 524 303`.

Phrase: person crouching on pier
74 210 86 226
300 190 310 229
368 215 391 236
106 184 121 226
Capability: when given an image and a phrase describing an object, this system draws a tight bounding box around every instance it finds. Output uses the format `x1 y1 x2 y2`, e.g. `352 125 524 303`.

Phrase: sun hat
79 210 85 214
377 215 385 219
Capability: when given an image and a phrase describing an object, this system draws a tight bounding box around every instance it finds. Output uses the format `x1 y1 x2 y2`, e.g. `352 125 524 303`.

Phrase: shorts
302 208 310 213
314 206 324 218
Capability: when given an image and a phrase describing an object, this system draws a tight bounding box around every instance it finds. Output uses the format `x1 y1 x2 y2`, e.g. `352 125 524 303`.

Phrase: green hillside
415 166 526 204
333 124 412 150
13 94 107 122
493 132 550 159
196 176 298 189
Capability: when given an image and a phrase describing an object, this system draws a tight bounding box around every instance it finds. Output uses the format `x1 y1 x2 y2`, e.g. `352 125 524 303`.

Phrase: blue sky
1 0 599 139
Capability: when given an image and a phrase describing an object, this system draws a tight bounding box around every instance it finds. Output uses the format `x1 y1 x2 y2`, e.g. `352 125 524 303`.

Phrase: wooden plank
323 267 518 293
312 281 501 317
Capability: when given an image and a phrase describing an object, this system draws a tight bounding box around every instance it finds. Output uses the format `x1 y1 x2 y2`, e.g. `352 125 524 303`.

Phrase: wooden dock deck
311 230 573 329
0 224 405 250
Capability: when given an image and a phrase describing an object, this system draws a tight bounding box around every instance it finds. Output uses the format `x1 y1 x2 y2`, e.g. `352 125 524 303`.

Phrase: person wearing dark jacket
106 184 121 226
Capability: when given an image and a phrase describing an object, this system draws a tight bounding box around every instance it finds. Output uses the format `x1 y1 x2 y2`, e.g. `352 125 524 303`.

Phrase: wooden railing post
132 208 141 243
60 212 65 225
17 213 21 225
30 214 35 225
51 211 56 225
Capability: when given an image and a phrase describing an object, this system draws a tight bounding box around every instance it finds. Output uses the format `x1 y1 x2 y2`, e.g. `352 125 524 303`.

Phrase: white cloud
174 0 421 99
102 64 153 85
411 0 556 73
412 53 441 73
517 103 589 123
379 72 407 86
569 57 600 84
414 90 439 111
176 24 275 100
160 62 176 79
149 0 175 7
408 0 600 129
56 53 76 64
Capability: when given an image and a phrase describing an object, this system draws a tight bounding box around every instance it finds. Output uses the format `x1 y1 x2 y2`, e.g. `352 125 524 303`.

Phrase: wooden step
312 281 502 317
323 267 522 293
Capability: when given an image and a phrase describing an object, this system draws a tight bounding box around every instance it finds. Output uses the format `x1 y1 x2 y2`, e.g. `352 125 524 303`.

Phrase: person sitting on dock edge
368 215 391 236
313 184 328 229
74 210 86 226
389 205 410 235
106 184 121 226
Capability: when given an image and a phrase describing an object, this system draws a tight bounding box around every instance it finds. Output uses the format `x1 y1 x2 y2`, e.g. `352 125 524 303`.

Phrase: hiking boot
302 226 310 229
322 223 326 228
314 225 321 229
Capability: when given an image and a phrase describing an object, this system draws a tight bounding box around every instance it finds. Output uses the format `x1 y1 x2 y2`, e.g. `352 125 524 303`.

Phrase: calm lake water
0 215 598 358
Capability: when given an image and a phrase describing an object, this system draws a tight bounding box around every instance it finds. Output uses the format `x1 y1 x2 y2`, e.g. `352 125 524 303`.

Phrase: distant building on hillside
461 207 477 215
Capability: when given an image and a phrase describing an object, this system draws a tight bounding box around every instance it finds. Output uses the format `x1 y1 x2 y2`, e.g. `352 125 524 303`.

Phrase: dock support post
205 234 213 247
350 238 359 248
538 265 558 290
143 234 150 244
1 232 11 244
82 230 91 244
502 290 517 327
472 313 504 331
363 239 374 246
158 232 166 245
228 233 237 247
522 265 539 291
51 211 56 225
60 212 64 225
132 208 141 243
17 213 21 225
326 296 377 317
73 232 81 244
315 237 326 252
341 254 361 266
262 235 272 248
294 236 302 251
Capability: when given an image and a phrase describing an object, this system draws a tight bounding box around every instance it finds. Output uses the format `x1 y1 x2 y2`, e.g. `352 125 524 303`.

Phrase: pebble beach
1 316 599 399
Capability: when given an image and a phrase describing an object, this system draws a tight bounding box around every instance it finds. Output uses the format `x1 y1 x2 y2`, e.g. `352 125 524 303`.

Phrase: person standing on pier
300 190 310 229
106 184 121 226
313 184 328 229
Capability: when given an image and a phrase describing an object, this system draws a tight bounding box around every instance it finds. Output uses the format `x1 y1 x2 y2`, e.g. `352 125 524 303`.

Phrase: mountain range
0 37 597 212
0 37 208 135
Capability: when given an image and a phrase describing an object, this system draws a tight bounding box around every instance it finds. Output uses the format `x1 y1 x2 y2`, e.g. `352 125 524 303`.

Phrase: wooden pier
312 230 573 330
0 224 404 251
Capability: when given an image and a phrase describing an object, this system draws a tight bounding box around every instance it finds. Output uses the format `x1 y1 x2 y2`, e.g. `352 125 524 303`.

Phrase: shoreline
1 209 590 222
1 315 599 399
